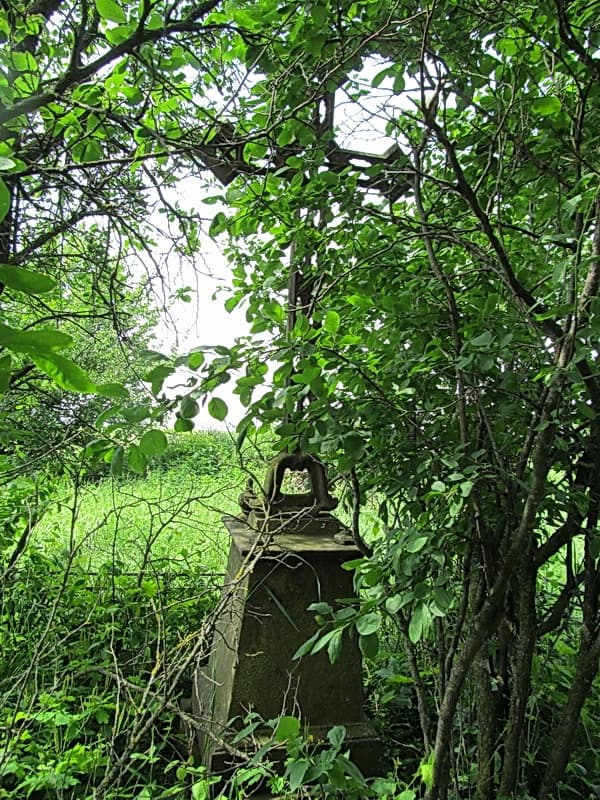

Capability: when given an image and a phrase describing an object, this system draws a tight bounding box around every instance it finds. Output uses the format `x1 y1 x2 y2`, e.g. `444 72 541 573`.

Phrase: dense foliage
1 0 600 798
0 432 241 799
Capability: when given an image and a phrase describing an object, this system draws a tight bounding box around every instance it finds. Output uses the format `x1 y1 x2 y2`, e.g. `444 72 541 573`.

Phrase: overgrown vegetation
0 432 244 799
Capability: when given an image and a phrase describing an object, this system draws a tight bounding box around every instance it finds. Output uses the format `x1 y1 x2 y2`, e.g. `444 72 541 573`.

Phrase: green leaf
191 782 209 800
343 433 364 460
145 364 173 395
323 309 340 334
327 725 346 750
470 331 493 348
0 264 56 294
433 588 453 613
139 429 168 456
460 480 474 497
292 631 320 660
174 416 194 432
307 601 332 615
31 353 96 393
371 66 393 88
72 138 103 164
408 606 424 643
104 23 134 44
274 715 300 742
126 444 147 474
355 612 380 636
359 632 379 659
292 366 321 385
393 73 405 93
208 397 228 421
209 212 228 237
0 177 10 223
110 446 124 477
96 382 129 398
286 759 309 792
187 351 205 370
385 594 408 614
311 4 328 25
406 536 428 553
0 324 73 353
531 95 561 116
327 629 343 663
418 751 435 788
342 557 365 571
180 396 199 419
95 0 126 23
122 404 149 423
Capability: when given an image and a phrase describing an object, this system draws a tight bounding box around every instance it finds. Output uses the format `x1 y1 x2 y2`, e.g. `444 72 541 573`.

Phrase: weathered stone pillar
193 455 382 780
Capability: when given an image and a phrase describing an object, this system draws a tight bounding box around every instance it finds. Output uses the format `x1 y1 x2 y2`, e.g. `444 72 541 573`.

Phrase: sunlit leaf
0 264 56 294
531 96 561 116
0 324 72 353
356 612 380 636
274 715 300 742
95 0 126 23
324 309 340 333
408 606 423 644
187 351 204 370
96 382 130 399
31 353 96 393
327 629 343 663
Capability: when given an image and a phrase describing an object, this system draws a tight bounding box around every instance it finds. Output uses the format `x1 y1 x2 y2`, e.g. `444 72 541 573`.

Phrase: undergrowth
0 430 264 799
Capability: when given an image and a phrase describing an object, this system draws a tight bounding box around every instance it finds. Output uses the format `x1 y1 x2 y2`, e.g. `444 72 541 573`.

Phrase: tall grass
33 430 261 574
0 429 272 800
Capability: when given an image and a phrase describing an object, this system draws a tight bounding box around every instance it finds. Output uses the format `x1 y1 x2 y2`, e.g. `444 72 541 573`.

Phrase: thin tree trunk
401 630 434 750
499 563 537 796
539 496 600 799
474 648 499 800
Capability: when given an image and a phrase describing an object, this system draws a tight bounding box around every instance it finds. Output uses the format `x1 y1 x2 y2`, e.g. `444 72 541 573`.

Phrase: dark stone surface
193 516 383 782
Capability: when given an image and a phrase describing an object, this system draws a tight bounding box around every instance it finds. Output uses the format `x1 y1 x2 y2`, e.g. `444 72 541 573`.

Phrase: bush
151 431 237 477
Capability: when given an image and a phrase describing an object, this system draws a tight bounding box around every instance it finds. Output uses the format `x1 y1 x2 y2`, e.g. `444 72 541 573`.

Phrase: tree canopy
1 0 600 797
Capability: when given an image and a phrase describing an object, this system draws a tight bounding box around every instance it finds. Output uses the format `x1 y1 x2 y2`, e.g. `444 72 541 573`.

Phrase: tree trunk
474 647 501 800
499 563 537 796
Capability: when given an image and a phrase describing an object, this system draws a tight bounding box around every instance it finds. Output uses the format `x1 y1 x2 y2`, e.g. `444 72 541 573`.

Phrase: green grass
33 430 263 575
34 470 240 575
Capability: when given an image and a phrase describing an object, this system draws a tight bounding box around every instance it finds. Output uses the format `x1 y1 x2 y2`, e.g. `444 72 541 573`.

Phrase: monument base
193 669 382 778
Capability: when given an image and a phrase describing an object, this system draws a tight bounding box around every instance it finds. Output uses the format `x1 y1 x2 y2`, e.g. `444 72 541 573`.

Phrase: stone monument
192 454 382 780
